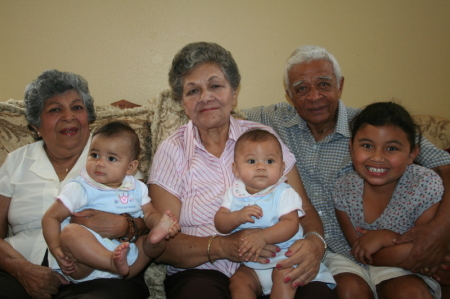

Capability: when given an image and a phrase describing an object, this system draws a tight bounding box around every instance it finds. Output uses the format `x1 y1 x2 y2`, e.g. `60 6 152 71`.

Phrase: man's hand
393 221 450 274
14 261 69 299
274 236 324 288
70 209 127 239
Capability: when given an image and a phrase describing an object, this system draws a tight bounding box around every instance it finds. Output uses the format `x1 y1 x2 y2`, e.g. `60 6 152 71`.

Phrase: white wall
1 0 449 118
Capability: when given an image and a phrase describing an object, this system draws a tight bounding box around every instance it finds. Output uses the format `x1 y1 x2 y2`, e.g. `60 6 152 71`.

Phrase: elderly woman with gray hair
0 70 149 299
148 42 335 298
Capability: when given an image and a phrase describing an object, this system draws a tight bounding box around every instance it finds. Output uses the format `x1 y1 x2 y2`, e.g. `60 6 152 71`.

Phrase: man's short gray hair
284 45 342 94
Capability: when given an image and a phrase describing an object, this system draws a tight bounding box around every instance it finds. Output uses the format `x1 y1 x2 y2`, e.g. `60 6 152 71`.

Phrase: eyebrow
357 138 403 145
184 75 222 87
292 76 333 88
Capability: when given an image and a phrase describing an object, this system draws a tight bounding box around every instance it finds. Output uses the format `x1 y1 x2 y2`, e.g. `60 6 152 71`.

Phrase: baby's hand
239 230 267 262
52 246 75 275
237 205 263 225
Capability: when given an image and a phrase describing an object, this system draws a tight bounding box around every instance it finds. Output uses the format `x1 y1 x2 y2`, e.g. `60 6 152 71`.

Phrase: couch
1 90 450 298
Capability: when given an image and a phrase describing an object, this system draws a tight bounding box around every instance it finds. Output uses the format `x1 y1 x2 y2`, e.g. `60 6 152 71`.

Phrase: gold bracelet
207 234 219 264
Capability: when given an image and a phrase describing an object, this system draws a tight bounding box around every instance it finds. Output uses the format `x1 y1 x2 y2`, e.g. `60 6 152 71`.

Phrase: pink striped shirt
148 116 296 277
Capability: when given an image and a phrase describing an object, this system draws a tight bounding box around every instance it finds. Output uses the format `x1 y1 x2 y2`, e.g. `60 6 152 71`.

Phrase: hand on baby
51 246 75 275
238 230 267 262
236 205 263 225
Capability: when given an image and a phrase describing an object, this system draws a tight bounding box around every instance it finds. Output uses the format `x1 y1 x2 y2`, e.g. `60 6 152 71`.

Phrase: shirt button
318 211 323 216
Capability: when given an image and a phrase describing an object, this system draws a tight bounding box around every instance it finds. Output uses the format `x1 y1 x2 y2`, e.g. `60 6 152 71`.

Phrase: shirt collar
232 176 287 198
79 166 135 191
183 116 240 161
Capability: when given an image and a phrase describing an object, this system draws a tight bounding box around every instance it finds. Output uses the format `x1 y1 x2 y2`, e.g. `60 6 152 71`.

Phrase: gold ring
423 267 429 272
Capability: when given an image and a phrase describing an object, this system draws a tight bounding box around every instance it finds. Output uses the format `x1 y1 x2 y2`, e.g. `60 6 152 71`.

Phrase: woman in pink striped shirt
148 42 329 299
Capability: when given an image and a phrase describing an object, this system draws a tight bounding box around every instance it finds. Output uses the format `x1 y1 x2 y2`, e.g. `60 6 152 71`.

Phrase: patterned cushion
0 100 153 179
413 115 450 150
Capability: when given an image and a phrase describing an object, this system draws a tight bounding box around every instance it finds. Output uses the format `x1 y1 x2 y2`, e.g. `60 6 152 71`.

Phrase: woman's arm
270 167 325 287
70 209 147 240
0 195 68 299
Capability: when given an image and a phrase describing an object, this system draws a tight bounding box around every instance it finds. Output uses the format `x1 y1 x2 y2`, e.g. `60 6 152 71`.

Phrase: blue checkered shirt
243 100 450 261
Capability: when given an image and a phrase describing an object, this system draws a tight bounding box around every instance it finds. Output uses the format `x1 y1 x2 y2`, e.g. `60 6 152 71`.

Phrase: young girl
42 121 180 282
214 129 335 299
333 101 447 299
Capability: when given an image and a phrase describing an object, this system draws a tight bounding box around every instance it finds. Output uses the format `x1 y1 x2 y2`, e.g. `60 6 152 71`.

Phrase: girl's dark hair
93 121 140 160
351 101 421 151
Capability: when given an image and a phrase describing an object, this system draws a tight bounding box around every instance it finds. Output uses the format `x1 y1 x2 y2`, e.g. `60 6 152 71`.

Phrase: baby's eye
108 157 117 162
248 159 256 164
267 159 274 164
91 153 99 158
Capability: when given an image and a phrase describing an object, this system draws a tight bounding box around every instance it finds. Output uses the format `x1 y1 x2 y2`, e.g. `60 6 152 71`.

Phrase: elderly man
243 45 450 298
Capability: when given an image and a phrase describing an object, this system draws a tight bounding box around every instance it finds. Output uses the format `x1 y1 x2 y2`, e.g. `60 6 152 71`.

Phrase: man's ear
338 76 345 98
126 160 139 176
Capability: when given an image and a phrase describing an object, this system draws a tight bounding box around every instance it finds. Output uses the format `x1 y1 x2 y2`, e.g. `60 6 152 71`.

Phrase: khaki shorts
323 252 441 299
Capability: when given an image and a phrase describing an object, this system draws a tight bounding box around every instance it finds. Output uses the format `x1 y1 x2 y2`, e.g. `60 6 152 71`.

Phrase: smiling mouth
60 127 78 135
367 167 388 174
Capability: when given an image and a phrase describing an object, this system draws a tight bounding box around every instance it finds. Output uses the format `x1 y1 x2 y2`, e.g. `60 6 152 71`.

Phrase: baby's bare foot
112 242 130 276
148 210 178 244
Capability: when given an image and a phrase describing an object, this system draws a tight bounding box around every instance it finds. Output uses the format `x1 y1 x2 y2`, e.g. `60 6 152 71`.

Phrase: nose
198 90 212 103
371 148 385 162
62 109 75 121
96 159 105 167
305 86 320 102
256 161 266 170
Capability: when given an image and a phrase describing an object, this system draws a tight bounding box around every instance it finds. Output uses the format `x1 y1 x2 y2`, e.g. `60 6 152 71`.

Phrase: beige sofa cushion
0 99 153 179
414 115 450 150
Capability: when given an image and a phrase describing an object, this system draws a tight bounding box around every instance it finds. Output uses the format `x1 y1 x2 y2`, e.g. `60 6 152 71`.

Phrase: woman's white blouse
0 137 92 266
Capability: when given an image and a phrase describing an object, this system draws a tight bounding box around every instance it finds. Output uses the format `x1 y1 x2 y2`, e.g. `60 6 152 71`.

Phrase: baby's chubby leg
229 265 262 299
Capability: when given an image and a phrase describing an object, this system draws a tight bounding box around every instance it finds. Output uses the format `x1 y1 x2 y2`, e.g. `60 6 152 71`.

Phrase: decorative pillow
414 115 450 150
0 100 153 180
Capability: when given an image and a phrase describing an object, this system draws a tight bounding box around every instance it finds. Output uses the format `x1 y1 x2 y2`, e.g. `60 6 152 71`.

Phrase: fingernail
276 264 282 269
284 277 291 283
271 253 276 257
285 250 291 255
276 247 281 252
265 259 270 263
293 283 299 288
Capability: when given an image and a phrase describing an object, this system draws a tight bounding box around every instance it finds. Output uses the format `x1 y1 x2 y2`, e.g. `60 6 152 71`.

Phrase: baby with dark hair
42 121 180 283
